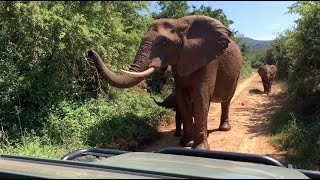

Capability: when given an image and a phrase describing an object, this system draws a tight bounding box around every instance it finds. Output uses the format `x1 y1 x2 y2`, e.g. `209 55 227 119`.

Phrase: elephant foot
174 130 181 137
192 139 210 150
180 135 193 147
219 121 231 131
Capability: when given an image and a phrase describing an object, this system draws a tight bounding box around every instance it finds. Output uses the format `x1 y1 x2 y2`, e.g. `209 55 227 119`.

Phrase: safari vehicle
1 147 320 179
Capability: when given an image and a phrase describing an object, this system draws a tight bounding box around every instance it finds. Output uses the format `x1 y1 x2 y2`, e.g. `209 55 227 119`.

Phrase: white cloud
253 35 276 41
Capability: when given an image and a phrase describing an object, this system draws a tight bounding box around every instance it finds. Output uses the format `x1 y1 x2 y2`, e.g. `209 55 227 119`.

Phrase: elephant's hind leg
219 100 232 131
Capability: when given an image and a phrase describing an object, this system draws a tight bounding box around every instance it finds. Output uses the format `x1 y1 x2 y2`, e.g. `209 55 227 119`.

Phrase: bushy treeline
0 1 165 158
264 2 320 170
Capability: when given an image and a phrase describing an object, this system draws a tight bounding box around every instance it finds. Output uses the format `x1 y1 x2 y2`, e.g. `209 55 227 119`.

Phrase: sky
149 1 299 41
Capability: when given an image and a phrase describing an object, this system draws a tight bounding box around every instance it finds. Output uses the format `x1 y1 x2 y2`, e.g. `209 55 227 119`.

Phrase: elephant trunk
152 93 176 109
87 41 154 88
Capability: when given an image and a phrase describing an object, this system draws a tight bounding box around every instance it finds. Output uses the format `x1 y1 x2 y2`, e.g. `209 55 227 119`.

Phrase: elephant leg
174 108 182 137
268 80 273 94
192 93 210 150
266 80 271 95
219 100 232 131
176 90 194 147
262 79 267 94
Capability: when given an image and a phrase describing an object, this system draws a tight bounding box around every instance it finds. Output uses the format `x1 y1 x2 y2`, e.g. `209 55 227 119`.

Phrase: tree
0 1 152 137
190 5 233 27
152 1 189 19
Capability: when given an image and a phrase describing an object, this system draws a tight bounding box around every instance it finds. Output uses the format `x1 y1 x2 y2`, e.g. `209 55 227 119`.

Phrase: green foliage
239 44 253 80
0 134 73 159
146 67 175 98
270 98 320 170
267 1 320 170
190 5 233 27
152 1 189 19
44 90 168 151
152 1 233 28
1 89 168 157
0 1 160 158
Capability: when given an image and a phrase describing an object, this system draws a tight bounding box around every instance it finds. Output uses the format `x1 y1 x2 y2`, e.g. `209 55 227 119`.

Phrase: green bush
0 133 74 159
1 89 169 158
45 89 168 151
270 101 320 170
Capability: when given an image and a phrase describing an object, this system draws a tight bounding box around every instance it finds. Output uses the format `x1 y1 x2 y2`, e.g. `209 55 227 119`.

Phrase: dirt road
141 72 285 162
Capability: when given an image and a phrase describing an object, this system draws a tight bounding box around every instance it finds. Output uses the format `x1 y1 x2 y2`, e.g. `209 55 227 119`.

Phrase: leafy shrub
44 89 169 151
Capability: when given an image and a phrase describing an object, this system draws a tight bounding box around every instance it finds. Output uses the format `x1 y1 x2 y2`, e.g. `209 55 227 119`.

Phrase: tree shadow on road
244 90 287 161
249 88 263 94
246 91 286 137
140 126 182 152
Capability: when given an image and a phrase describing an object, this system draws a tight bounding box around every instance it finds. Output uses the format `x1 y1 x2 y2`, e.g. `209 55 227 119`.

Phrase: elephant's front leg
176 90 194 147
192 93 210 150
266 79 271 95
268 79 273 95
262 79 267 94
219 100 232 131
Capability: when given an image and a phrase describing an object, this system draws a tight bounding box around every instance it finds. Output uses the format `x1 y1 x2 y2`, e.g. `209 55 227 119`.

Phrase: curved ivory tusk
120 67 155 77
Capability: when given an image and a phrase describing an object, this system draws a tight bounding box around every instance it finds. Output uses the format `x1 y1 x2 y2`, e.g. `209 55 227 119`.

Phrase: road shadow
141 127 225 152
208 128 220 135
249 89 263 94
245 91 286 138
236 88 287 162
140 127 183 152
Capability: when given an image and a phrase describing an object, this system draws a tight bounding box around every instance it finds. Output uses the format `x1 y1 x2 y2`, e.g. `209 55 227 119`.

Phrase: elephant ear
177 18 232 77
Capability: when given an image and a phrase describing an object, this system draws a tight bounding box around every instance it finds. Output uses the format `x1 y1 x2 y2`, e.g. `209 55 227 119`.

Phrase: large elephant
151 92 183 137
87 15 242 150
258 64 277 95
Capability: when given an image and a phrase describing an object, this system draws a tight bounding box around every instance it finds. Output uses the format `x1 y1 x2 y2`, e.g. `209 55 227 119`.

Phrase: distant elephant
151 92 182 137
258 64 277 95
87 15 242 150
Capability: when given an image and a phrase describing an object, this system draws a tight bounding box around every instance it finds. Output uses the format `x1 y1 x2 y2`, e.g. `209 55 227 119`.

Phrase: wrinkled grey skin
258 64 277 95
88 15 242 150
152 92 182 137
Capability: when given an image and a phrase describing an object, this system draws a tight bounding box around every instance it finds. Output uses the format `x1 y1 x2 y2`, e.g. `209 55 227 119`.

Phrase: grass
0 89 170 159
268 94 320 170
0 135 76 159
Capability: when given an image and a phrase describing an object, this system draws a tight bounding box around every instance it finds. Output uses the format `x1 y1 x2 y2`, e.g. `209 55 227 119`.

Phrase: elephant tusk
120 67 155 78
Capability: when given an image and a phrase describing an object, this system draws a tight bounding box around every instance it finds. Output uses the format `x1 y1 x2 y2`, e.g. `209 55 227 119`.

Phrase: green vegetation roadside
268 81 320 171
262 2 320 171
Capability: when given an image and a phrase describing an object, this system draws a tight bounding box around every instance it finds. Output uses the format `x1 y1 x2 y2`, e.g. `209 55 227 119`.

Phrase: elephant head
258 64 277 95
87 15 232 88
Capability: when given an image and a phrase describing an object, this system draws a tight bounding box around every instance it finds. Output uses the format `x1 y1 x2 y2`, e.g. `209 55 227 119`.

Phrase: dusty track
141 72 285 162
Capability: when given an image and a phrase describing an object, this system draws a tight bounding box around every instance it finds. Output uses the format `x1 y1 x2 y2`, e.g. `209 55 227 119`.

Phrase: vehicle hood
94 152 308 179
